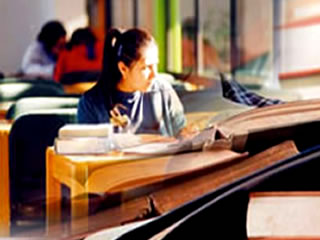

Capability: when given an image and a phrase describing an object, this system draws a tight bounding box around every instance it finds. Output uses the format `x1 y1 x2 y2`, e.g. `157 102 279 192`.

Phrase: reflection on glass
180 0 230 75
233 0 273 87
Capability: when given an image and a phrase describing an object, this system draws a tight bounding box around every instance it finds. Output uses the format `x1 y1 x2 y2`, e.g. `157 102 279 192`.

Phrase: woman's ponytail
97 29 123 92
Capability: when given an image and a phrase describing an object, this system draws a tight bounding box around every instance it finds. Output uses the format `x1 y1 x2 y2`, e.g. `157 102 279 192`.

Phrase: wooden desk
0 121 11 235
46 139 299 237
46 149 169 229
46 146 246 229
44 140 299 239
63 82 95 95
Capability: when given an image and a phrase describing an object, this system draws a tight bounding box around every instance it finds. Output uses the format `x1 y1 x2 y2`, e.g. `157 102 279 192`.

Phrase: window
180 0 230 76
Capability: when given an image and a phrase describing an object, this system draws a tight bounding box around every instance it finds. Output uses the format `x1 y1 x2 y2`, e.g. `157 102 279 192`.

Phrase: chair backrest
0 78 65 102
6 96 79 120
9 109 77 219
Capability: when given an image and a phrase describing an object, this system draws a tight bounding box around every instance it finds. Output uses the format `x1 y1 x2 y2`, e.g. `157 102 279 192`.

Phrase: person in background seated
54 27 103 83
78 28 189 137
21 20 66 79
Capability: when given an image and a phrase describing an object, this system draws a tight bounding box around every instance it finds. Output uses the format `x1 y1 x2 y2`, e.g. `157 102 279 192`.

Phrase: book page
247 192 320 237
120 128 216 155
122 140 191 155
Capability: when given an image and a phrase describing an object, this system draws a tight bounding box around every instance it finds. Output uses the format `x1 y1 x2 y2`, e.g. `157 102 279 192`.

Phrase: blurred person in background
54 27 103 83
20 20 66 79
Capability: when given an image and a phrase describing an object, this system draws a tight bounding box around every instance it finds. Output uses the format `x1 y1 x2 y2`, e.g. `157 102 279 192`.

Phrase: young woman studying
77 28 187 137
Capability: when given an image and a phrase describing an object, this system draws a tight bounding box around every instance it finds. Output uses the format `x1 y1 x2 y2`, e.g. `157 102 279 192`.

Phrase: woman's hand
110 104 130 128
177 123 200 139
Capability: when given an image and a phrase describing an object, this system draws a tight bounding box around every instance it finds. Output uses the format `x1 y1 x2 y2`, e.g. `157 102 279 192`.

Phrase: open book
55 99 320 155
80 140 299 240
209 99 320 151
65 148 248 194
247 191 320 238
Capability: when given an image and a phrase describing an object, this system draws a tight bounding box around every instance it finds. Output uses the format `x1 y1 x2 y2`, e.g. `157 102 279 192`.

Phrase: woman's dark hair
97 28 155 94
66 27 97 59
37 20 66 53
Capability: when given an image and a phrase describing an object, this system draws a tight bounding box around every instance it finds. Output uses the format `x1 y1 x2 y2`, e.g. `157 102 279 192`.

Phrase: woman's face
117 43 159 92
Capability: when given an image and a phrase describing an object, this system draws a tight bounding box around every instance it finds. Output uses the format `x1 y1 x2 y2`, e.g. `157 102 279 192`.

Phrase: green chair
6 96 79 120
0 78 65 102
9 109 77 228
0 78 66 117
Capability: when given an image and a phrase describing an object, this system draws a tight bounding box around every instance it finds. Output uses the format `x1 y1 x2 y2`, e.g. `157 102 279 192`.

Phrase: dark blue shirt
77 78 186 136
